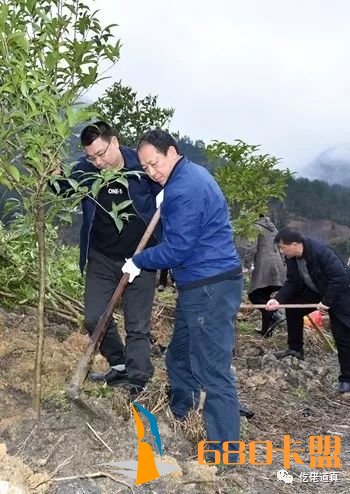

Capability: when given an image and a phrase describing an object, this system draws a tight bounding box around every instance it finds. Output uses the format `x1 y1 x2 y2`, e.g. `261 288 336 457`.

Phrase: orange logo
131 402 163 485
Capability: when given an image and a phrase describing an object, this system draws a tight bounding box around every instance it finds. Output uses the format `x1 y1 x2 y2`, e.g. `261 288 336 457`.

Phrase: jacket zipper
127 184 150 229
85 201 96 266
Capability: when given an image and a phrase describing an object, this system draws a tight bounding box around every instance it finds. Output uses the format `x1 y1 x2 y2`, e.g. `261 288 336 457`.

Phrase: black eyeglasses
86 140 111 163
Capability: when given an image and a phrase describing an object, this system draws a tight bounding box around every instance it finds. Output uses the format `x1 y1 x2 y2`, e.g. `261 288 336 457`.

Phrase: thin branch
49 456 73 478
31 455 73 490
35 471 135 493
45 308 79 325
0 290 16 298
47 286 81 318
55 289 84 310
86 422 114 453
182 480 217 485
324 397 350 409
37 434 66 467
15 424 38 456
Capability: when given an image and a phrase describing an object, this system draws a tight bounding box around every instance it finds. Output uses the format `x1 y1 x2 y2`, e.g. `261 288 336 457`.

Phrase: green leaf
114 218 123 232
0 177 12 189
114 199 132 212
90 178 102 198
20 81 28 97
57 212 72 224
114 176 129 188
50 180 61 194
7 165 20 183
67 179 79 192
108 206 124 232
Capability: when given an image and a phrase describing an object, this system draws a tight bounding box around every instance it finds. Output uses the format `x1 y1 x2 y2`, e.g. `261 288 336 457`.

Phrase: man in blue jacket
54 121 161 398
266 228 350 393
122 130 243 462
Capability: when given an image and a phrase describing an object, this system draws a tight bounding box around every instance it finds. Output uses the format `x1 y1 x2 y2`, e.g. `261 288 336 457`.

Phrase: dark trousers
248 286 281 332
159 268 174 287
85 249 156 384
166 276 243 456
286 289 350 382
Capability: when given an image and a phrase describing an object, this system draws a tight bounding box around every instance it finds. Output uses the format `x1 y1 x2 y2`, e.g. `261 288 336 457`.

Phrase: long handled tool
240 303 319 309
240 303 336 353
67 208 161 401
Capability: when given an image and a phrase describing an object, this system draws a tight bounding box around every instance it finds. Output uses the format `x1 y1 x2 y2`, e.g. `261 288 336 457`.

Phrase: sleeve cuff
132 254 143 269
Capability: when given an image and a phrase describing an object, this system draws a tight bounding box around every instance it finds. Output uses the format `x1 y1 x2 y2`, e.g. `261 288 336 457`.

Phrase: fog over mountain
306 143 350 186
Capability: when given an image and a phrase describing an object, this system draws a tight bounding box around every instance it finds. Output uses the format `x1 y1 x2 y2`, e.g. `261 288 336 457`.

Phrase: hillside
1 291 350 493
285 216 350 252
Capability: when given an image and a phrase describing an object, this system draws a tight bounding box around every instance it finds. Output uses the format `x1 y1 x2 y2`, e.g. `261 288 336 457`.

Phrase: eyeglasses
86 140 111 163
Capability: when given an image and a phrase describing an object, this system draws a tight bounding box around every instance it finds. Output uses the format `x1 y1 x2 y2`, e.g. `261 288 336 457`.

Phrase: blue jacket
59 146 162 272
133 156 241 287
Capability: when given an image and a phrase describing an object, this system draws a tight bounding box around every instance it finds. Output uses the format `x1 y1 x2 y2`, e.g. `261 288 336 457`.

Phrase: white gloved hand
122 258 141 283
156 189 164 208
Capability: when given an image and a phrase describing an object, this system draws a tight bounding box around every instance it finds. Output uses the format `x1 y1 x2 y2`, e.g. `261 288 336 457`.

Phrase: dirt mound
0 443 49 493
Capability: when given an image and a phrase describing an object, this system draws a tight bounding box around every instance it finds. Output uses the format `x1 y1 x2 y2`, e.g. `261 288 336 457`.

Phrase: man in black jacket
266 228 350 393
54 121 161 398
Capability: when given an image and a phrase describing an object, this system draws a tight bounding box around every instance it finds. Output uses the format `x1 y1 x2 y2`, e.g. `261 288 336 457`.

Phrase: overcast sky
87 0 350 175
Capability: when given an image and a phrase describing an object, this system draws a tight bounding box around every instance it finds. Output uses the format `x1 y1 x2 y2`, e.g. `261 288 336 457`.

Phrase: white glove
122 258 141 283
156 189 164 209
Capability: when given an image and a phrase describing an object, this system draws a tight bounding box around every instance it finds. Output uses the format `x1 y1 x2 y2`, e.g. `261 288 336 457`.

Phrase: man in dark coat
266 228 350 393
53 121 161 399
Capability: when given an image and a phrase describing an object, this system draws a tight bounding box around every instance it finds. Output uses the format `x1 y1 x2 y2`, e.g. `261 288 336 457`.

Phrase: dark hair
274 227 304 245
80 121 117 146
137 129 179 154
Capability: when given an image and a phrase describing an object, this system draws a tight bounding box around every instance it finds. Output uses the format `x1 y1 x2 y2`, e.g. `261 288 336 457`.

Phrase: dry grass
179 409 206 444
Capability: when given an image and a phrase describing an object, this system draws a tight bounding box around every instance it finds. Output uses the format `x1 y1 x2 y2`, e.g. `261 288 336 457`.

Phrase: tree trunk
33 201 46 417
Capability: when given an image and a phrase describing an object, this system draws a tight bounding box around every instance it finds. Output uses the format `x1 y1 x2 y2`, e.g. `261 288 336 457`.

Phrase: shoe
158 284 165 292
239 404 255 419
337 381 350 393
89 367 128 386
273 349 304 360
255 328 273 338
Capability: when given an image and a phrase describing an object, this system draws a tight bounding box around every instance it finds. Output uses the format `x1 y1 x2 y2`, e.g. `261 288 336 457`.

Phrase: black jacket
276 237 350 309
55 146 162 272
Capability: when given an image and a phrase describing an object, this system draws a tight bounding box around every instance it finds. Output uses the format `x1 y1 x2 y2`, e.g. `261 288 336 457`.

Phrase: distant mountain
306 143 350 186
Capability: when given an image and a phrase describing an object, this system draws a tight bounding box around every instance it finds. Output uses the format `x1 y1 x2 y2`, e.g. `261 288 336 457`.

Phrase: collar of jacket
301 237 312 261
164 155 188 186
120 146 143 172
